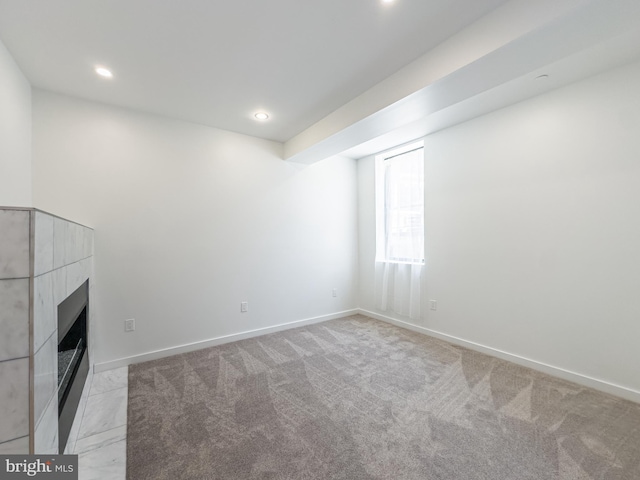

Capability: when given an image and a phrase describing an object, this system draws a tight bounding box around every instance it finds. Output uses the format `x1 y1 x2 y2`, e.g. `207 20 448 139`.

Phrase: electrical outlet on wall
240 301 249 313
125 318 135 332
332 288 337 298
429 300 437 311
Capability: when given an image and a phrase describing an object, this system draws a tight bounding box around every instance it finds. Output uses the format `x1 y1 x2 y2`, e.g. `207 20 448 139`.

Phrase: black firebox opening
58 306 86 409
57 280 89 453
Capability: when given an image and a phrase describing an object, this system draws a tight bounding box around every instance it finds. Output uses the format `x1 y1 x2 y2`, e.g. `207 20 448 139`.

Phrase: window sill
375 260 425 266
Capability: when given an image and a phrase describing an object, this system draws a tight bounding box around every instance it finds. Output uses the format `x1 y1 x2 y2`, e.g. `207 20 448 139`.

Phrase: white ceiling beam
284 0 640 163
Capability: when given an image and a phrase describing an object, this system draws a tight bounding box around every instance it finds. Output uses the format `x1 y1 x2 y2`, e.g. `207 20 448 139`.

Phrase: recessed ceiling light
254 112 269 121
95 66 113 78
382 0 395 3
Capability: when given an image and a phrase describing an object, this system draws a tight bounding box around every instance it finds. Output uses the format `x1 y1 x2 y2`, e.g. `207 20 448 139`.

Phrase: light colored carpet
127 314 640 479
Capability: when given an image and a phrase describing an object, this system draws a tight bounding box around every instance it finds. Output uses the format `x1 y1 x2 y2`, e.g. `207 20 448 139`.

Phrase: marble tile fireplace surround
0 208 94 455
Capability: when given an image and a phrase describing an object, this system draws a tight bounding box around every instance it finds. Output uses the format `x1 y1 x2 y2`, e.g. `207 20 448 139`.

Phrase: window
375 142 424 265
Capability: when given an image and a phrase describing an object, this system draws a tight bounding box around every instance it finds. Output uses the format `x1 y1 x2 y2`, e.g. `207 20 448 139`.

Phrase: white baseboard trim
94 309 359 373
358 309 640 404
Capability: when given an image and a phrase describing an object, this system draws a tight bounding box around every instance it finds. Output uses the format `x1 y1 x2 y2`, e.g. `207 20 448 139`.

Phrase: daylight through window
375 142 425 265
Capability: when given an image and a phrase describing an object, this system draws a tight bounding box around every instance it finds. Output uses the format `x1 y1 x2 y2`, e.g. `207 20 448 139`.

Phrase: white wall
0 38 31 206
32 91 358 366
359 59 640 395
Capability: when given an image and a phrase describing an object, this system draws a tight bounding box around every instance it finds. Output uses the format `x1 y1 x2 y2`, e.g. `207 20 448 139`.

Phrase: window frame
375 141 425 266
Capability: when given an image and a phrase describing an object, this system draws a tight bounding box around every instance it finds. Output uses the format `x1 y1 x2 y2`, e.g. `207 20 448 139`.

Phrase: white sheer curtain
374 262 424 319
374 144 425 321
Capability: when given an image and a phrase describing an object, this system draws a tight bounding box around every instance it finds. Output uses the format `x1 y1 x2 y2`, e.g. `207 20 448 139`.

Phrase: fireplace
57 280 90 453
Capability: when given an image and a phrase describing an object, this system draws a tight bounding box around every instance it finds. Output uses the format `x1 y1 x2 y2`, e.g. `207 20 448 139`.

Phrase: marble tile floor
68 367 128 480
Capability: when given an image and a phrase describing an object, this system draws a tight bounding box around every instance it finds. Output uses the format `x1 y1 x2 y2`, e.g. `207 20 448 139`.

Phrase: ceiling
0 0 509 143
285 0 640 162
